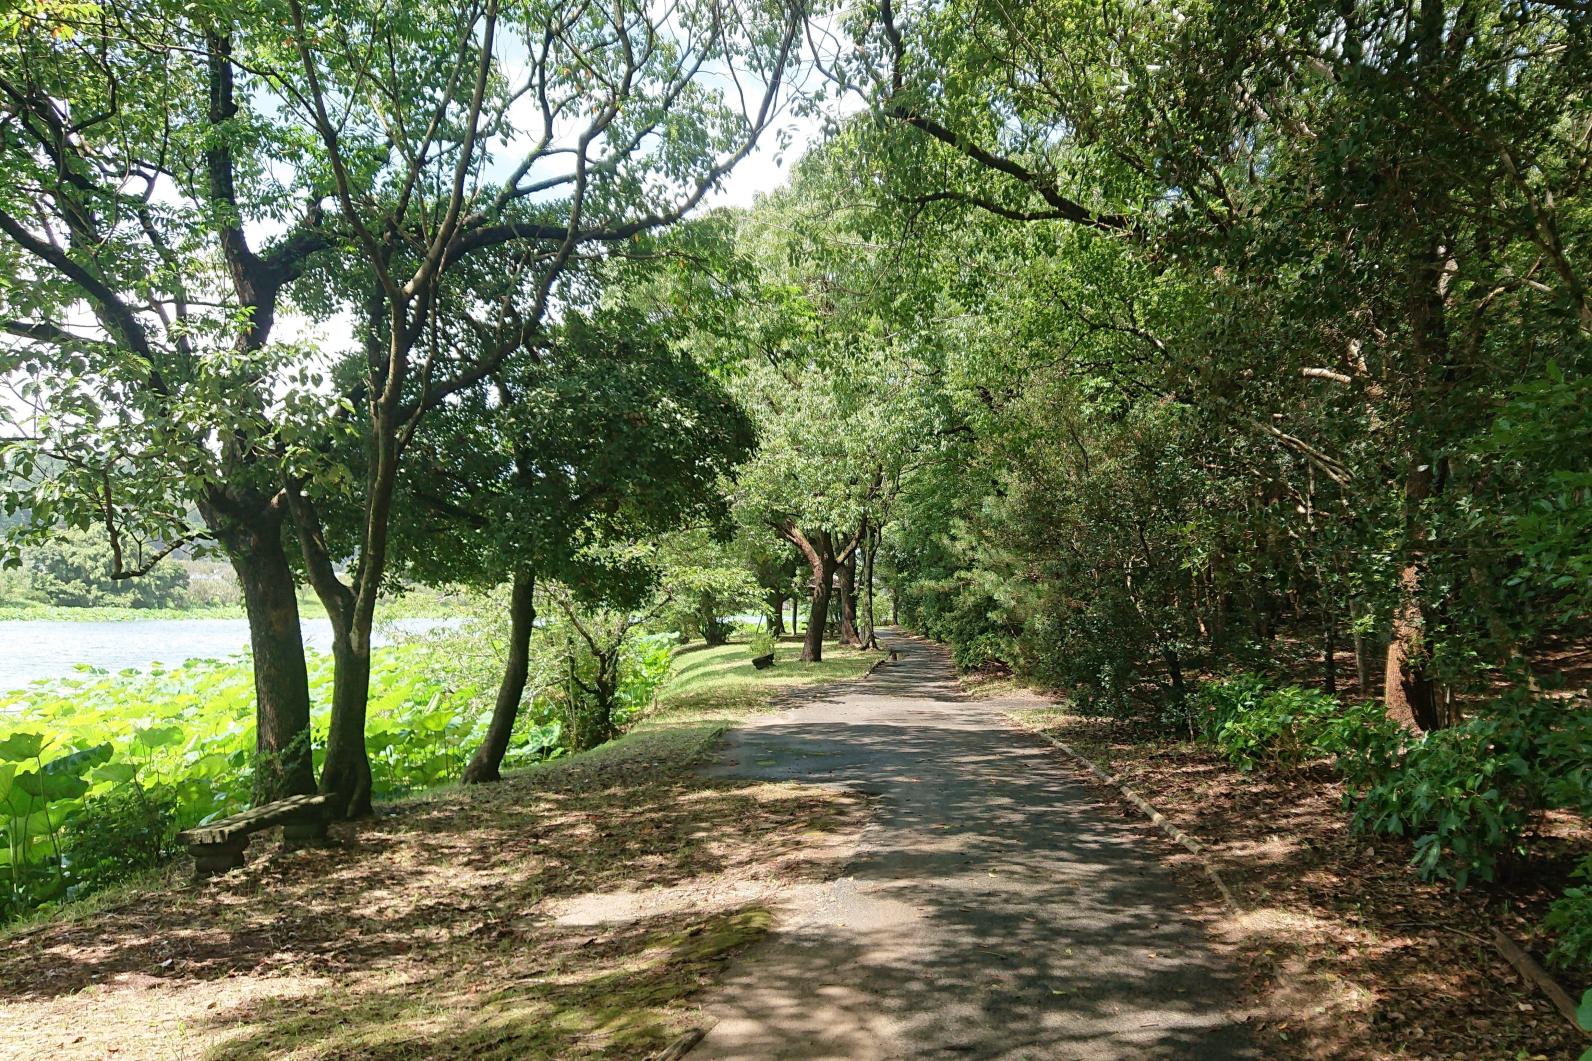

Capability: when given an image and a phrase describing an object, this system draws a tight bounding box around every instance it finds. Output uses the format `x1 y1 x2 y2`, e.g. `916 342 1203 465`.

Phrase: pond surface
0 616 461 690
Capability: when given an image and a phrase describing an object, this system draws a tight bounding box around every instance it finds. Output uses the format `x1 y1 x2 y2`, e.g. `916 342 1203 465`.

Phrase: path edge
1014 722 1244 913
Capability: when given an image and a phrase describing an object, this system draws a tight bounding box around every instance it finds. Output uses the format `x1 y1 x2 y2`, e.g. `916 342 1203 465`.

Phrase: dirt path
694 633 1255 1060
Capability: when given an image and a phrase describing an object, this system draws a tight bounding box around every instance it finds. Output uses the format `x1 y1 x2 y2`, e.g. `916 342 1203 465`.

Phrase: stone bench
177 793 329 877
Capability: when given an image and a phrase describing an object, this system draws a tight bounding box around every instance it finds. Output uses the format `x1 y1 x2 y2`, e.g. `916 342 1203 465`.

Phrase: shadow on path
693 631 1255 1060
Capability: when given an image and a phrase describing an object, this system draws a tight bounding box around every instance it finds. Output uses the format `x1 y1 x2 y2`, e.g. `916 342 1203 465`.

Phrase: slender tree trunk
1324 611 1338 695
791 595 799 635
225 516 316 804
462 569 536 784
321 625 374 816
1351 599 1370 692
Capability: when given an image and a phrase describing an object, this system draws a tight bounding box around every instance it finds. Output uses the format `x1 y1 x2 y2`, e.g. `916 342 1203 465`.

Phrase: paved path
695 633 1253 1060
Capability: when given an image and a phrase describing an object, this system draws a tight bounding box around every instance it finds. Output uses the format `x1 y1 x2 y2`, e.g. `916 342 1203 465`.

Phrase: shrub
748 631 775 658
1348 690 1564 889
1187 673 1267 744
62 785 177 897
1215 684 1344 772
1312 701 1408 792
953 632 1011 672
1545 856 1592 971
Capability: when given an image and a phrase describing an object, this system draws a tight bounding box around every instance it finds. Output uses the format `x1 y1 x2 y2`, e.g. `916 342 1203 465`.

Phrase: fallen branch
1490 927 1589 1038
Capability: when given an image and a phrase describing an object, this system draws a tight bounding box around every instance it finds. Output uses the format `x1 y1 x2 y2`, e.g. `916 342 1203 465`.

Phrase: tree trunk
320 623 375 817
462 569 536 784
1323 612 1338 695
227 520 316 804
837 552 862 646
1351 599 1370 692
770 593 786 636
1385 563 1442 731
791 595 799 635
862 526 879 649
701 599 729 646
1163 648 1187 709
802 553 834 663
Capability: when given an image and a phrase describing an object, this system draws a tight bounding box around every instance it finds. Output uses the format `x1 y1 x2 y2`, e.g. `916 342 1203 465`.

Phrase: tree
388 282 756 783
260 0 801 816
840 0 1592 728
2 2 338 801
24 527 190 609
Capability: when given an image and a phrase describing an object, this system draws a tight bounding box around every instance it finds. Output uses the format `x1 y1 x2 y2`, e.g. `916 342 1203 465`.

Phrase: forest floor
0 638 878 1060
993 682 1592 1060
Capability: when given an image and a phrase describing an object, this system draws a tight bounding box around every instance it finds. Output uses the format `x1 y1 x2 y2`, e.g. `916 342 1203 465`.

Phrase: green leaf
0 731 46 762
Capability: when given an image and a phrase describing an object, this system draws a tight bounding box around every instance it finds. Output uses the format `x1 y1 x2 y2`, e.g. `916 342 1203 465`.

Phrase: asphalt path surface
694 632 1254 1060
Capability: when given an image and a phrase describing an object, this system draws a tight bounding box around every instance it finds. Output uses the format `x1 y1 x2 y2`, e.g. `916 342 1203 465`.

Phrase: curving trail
693 632 1254 1060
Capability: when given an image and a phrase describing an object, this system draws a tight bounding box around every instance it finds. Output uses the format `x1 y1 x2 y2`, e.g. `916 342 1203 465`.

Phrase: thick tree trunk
802 554 835 663
1385 563 1443 731
701 600 729 645
862 527 879 649
462 570 536 784
228 521 316 804
837 552 862 646
770 593 786 636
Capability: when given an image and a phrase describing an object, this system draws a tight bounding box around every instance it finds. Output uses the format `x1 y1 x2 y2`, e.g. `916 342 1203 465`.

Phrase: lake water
0 616 462 691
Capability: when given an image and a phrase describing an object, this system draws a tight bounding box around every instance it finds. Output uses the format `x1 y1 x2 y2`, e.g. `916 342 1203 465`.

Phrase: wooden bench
177 793 329 877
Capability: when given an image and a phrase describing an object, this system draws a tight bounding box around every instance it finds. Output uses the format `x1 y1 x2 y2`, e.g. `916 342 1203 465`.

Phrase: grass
0 634 880 1059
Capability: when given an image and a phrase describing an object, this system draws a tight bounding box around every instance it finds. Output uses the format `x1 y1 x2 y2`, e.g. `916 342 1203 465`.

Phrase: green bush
1187 673 1267 743
1311 700 1408 792
1349 690 1566 889
1545 856 1592 971
953 631 1011 672
62 785 176 897
749 630 775 658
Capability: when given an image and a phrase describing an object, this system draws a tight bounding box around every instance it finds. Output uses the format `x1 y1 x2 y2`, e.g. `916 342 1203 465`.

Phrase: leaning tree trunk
226 515 317 804
462 570 536 784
